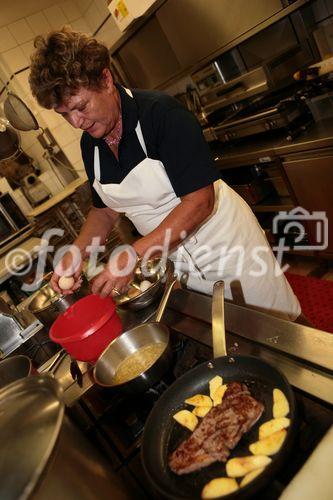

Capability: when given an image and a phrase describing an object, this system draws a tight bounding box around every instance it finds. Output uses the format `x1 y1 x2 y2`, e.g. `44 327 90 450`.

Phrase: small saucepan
93 274 178 394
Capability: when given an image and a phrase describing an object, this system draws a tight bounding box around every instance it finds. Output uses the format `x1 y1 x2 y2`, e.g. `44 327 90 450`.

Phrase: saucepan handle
212 280 227 358
155 274 178 323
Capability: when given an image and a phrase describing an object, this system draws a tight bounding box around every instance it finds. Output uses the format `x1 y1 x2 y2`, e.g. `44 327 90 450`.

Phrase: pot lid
0 376 64 500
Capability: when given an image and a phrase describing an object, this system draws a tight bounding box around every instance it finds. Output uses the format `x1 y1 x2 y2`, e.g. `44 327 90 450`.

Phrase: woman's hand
50 245 84 294
91 246 137 298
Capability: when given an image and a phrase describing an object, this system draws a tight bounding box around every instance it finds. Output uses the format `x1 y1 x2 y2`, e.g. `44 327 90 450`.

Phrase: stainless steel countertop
44 289 333 407
213 119 333 166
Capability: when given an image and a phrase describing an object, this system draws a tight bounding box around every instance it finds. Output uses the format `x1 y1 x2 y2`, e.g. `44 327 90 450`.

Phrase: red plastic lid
49 294 118 343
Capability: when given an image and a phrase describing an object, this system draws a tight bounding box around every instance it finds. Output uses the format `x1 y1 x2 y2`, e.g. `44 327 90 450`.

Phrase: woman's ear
102 68 114 92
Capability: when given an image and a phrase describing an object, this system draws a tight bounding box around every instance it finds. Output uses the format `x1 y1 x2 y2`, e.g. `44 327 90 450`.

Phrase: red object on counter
49 294 122 363
286 272 333 333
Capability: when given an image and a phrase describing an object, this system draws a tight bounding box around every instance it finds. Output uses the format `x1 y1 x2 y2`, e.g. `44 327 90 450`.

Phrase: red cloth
286 272 333 333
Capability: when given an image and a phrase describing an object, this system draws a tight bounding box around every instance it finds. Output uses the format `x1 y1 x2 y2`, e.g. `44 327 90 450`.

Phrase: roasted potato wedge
259 417 290 440
249 429 287 456
209 375 223 399
185 394 213 407
226 455 271 478
240 467 265 487
173 410 198 431
192 406 211 418
201 478 238 498
212 384 228 407
273 388 290 418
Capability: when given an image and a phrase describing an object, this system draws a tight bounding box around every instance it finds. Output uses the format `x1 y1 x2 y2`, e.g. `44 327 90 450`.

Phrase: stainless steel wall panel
115 17 181 88
156 0 283 68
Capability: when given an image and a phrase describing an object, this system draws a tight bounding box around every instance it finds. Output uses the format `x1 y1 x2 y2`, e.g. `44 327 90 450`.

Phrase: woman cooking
29 27 302 322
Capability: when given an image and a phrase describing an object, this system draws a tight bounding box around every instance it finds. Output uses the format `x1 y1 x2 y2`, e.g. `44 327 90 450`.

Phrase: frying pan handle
212 281 227 358
155 274 178 323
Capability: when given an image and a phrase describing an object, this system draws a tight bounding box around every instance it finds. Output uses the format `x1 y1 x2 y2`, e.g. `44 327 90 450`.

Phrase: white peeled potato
249 429 287 456
185 394 213 408
259 417 290 440
273 388 290 418
226 455 271 478
240 467 265 487
212 384 228 406
173 410 198 431
140 280 152 292
201 478 238 499
58 275 75 290
209 375 223 399
192 406 211 418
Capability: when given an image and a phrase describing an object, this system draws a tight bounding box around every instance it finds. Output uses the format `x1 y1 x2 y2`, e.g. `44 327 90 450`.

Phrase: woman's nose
68 111 83 129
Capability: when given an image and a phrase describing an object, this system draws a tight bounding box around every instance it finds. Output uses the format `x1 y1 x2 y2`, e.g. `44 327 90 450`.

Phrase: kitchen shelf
252 195 295 213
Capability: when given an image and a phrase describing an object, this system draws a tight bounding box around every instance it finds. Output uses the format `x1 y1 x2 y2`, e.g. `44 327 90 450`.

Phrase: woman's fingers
91 273 107 295
50 273 62 293
99 282 114 298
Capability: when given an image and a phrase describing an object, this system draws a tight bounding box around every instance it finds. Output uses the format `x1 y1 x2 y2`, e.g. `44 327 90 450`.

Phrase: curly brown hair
29 27 111 109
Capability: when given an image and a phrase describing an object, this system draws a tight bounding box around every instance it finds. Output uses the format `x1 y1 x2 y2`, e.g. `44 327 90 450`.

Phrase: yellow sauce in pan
113 343 166 384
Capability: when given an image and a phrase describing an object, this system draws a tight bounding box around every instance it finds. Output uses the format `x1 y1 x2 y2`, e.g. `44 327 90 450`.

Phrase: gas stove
67 289 333 499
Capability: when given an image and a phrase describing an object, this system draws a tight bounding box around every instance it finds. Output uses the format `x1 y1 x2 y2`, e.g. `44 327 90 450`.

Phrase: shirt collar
116 83 138 137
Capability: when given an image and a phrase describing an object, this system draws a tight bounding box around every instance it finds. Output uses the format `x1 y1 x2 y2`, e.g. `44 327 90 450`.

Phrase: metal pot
94 274 177 394
0 376 134 500
28 281 89 328
0 355 32 389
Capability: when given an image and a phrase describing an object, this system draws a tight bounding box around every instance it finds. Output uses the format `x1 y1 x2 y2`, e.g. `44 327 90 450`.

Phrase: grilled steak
169 382 264 475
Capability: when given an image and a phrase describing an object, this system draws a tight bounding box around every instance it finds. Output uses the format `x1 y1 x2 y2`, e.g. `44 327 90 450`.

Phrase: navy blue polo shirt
80 84 219 208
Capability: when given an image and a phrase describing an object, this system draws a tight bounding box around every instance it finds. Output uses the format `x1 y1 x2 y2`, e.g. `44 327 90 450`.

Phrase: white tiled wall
26 12 52 37
0 0 123 210
95 16 122 47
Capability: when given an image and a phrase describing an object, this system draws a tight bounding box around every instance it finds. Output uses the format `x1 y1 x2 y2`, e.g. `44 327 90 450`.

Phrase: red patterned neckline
104 114 122 148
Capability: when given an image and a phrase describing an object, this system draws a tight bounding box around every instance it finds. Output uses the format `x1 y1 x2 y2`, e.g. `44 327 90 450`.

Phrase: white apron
93 89 301 321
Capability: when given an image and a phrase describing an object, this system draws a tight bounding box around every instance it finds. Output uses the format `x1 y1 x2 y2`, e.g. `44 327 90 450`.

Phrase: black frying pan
141 283 296 499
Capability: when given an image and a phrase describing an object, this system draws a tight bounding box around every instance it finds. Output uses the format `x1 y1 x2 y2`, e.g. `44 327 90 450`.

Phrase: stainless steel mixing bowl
114 258 173 311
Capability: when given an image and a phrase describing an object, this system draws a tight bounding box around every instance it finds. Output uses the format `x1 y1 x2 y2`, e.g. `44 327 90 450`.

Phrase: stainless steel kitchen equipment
190 40 315 144
211 280 226 358
93 274 177 393
0 297 42 358
0 375 134 500
28 280 90 328
0 192 31 247
115 257 172 310
3 92 78 186
55 287 333 498
0 354 32 389
141 287 296 500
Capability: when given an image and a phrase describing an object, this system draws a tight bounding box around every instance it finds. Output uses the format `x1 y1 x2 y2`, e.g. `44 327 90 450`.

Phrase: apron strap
135 121 147 157
124 87 148 157
94 146 101 181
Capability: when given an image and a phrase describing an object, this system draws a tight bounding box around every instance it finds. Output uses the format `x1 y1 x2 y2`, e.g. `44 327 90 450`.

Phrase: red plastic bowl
49 294 122 363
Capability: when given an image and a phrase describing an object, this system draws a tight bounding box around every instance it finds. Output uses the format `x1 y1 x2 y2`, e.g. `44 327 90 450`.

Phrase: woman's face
54 69 120 138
